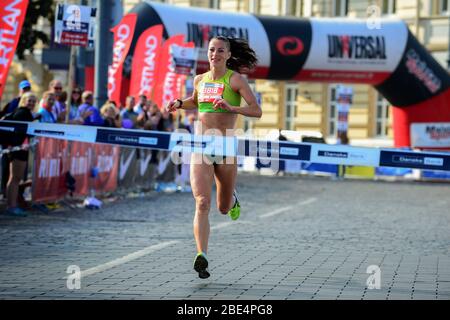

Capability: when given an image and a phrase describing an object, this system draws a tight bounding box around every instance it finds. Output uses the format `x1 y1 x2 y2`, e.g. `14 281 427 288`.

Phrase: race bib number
198 82 224 103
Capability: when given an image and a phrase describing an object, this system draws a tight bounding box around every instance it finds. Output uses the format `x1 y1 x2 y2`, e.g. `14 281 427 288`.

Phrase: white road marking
259 197 317 219
79 240 179 278
211 220 253 230
74 198 317 279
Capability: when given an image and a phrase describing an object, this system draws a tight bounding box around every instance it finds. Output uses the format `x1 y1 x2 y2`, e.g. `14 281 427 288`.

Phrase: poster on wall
336 85 353 143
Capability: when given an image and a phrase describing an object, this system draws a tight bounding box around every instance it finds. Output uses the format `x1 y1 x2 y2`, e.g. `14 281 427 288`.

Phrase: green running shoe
228 191 240 221
193 252 210 279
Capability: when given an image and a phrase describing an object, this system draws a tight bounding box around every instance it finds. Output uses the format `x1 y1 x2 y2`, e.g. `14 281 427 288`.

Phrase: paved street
0 174 449 300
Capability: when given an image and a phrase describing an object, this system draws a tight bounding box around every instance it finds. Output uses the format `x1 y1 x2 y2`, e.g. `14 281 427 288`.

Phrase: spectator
100 101 121 128
1 80 32 198
120 96 138 128
146 103 163 131
137 100 154 129
133 94 147 114
66 87 93 124
184 113 197 134
36 91 57 123
336 131 350 179
40 79 65 120
78 91 104 126
0 80 32 118
161 110 175 132
3 92 36 217
55 90 67 122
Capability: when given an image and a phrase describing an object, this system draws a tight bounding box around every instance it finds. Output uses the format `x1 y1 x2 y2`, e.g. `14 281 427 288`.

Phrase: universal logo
276 36 304 56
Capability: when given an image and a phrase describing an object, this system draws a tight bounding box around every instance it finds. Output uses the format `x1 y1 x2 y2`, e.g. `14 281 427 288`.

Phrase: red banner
107 13 137 106
33 137 69 203
69 141 92 197
152 35 185 109
93 144 119 192
69 142 119 195
176 74 187 98
129 24 163 101
0 0 29 98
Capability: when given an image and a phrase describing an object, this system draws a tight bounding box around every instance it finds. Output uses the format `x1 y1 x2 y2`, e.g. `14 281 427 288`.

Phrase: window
283 0 303 16
285 83 298 130
333 0 348 16
375 93 390 137
328 85 338 136
209 0 220 9
382 0 396 15
248 0 260 13
440 0 449 14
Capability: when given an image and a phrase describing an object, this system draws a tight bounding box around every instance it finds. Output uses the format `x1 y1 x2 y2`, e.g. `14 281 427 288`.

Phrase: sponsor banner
170 44 198 76
134 148 156 186
410 123 450 148
422 170 450 180
96 127 170 150
344 166 376 178
175 74 187 99
376 30 450 107
148 2 271 74
392 88 450 147
27 122 97 142
54 3 96 47
108 14 137 105
239 139 311 161
69 141 92 196
300 162 337 175
93 144 119 192
379 149 450 171
256 16 311 80
159 41 195 108
0 0 29 98
118 147 138 187
152 34 185 109
3 120 450 171
310 144 380 166
376 166 413 177
304 18 407 75
129 24 163 100
170 132 237 157
297 69 391 84
33 137 69 203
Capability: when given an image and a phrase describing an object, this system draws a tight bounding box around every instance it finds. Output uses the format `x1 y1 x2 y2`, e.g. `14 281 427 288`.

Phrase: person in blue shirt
120 96 138 128
78 91 104 126
0 80 32 118
37 91 57 123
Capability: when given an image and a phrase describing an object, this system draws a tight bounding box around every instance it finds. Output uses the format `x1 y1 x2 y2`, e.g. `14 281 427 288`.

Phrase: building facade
124 0 449 146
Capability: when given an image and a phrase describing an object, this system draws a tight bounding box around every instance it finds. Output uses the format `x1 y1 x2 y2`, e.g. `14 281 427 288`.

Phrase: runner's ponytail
212 36 258 73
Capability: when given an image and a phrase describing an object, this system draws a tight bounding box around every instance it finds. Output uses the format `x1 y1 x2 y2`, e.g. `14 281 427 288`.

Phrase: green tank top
197 69 241 113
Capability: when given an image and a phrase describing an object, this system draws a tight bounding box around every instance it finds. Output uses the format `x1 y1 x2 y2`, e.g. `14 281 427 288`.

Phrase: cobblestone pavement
0 174 449 300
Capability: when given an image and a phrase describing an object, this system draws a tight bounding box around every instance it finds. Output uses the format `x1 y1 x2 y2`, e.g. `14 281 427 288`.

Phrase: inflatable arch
129 1 450 148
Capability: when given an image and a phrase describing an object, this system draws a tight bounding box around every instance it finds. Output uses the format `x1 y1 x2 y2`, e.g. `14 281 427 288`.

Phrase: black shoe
193 252 210 279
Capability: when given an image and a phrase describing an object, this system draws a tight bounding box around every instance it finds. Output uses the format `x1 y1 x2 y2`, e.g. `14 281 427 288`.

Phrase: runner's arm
165 75 202 112
213 73 262 118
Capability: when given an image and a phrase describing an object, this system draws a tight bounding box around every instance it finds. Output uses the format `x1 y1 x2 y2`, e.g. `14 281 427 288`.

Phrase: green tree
16 0 55 60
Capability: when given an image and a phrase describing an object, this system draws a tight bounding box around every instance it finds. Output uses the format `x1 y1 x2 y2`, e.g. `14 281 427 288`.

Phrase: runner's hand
165 100 180 113
213 98 233 112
